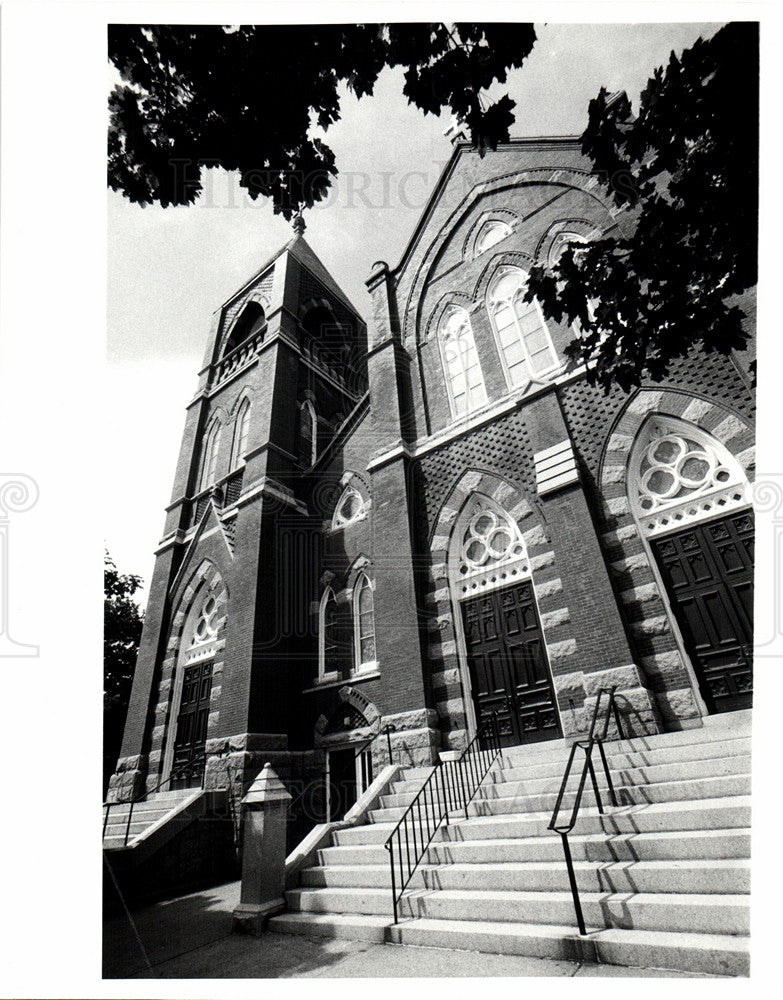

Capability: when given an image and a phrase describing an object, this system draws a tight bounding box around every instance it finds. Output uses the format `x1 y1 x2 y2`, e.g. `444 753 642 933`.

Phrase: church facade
108 137 755 829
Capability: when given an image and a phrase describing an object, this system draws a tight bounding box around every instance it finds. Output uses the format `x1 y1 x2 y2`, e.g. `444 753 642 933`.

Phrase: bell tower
108 219 368 804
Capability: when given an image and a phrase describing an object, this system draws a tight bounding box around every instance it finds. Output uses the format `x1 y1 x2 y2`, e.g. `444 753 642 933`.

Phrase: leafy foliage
108 23 536 217
104 552 144 788
526 22 758 392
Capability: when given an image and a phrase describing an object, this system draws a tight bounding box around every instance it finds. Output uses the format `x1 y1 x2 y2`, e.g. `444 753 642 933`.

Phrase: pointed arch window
332 485 367 529
230 399 251 470
474 219 512 257
438 307 488 419
201 422 222 490
628 416 750 537
487 267 559 388
318 587 340 681
299 399 318 466
353 573 376 672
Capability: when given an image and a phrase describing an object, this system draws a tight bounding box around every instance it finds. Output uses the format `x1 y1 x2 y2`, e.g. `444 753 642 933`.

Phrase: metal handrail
547 686 625 935
384 714 501 923
102 752 208 848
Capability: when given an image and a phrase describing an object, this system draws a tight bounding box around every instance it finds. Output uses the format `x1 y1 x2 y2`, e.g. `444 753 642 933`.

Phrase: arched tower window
230 399 251 471
223 302 266 357
302 304 338 341
353 573 376 672
438 307 487 418
299 399 318 466
200 421 222 490
487 267 559 388
474 219 512 257
628 415 750 537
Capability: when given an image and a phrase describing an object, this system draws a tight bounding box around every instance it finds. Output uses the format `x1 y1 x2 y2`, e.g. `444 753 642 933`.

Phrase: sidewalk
103 879 710 979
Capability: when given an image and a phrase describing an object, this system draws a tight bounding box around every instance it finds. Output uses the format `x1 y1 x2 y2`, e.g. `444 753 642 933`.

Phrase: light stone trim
608 432 634 453
492 482 518 507
681 398 714 424
433 668 460 688
610 552 650 574
510 498 533 521
548 638 577 659
737 446 755 470
630 615 670 637
540 607 570 629
534 577 563 599
530 550 555 572
601 524 639 545
522 524 547 547
602 464 627 485
436 697 466 717
606 496 630 516
583 663 644 695
620 582 661 605
713 414 747 445
628 391 664 415
641 650 685 672
554 671 586 697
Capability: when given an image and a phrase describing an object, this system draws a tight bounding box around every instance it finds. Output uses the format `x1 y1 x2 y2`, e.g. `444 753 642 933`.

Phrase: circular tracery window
636 425 736 514
190 593 219 647
460 506 526 575
333 486 366 528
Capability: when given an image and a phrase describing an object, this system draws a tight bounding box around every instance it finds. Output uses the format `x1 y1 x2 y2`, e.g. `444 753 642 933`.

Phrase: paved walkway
103 879 709 979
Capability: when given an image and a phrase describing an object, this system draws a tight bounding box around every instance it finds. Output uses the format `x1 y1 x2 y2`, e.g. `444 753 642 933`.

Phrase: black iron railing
102 753 208 848
548 686 625 935
385 714 501 923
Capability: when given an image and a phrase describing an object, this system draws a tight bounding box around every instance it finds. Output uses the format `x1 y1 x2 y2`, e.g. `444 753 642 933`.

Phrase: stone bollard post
231 762 292 936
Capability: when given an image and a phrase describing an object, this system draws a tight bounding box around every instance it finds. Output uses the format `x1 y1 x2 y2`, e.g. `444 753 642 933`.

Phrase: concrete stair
102 789 200 849
270 710 751 977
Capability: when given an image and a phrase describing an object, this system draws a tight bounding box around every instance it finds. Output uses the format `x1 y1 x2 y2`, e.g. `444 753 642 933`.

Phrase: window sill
302 670 381 694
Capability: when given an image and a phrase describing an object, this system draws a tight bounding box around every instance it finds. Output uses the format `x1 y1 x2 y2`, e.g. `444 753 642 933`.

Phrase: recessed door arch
448 493 562 746
628 415 754 714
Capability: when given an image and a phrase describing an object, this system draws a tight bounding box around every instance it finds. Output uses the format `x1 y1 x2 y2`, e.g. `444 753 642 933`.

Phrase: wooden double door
171 659 213 788
651 509 754 714
461 580 561 747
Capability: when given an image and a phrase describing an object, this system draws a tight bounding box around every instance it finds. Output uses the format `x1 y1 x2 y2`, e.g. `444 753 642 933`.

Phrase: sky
107 21 724 601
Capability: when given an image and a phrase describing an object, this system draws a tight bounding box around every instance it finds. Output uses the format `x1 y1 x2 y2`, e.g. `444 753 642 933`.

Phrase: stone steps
285 885 749 936
370 774 751 823
317 828 752 867
382 753 752 808
331 796 751 845
300 858 750 895
270 711 752 976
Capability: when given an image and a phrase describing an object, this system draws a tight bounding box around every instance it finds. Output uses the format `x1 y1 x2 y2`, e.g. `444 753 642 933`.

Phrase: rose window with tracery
454 498 529 596
185 592 220 664
630 418 749 535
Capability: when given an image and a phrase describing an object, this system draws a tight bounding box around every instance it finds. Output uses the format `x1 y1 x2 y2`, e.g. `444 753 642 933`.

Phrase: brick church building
108 135 755 834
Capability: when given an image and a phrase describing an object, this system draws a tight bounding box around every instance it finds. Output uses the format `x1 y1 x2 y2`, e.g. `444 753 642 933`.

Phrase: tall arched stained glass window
201 422 222 489
230 399 251 470
487 267 559 388
438 307 487 418
353 573 376 671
